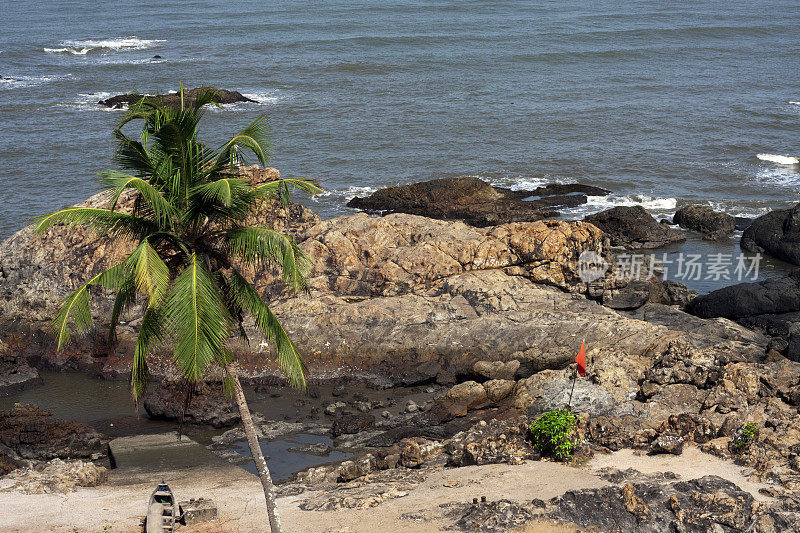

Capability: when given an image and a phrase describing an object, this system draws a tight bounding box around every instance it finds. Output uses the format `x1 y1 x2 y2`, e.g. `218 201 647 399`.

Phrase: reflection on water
229 433 351 483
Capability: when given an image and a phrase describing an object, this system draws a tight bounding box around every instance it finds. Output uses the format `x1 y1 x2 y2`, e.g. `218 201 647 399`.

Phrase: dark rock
649 433 684 455
584 205 686 249
143 381 240 428
98 87 256 109
673 205 736 240
735 217 754 231
528 184 611 197
151 55 162 59
331 413 375 437
662 280 698 308
602 280 652 310
689 271 800 319
0 340 40 393
741 203 800 265
445 499 535 532
346 176 610 226
0 404 107 462
550 475 793 533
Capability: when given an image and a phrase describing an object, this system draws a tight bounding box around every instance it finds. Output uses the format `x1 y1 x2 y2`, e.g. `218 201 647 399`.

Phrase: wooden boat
145 481 178 533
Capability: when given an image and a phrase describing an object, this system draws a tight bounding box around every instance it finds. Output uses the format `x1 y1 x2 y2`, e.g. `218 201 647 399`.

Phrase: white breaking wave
56 92 121 111
314 185 378 202
757 153 800 165
44 36 164 55
241 91 280 105
0 74 68 90
790 101 800 106
562 193 678 220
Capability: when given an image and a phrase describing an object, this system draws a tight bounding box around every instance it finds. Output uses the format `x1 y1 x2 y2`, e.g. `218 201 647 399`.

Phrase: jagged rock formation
98 87 255 109
346 176 609 226
742 203 800 265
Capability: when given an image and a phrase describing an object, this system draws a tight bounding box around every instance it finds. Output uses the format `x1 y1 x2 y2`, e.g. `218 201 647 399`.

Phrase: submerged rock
673 205 736 240
584 205 686 249
347 176 610 226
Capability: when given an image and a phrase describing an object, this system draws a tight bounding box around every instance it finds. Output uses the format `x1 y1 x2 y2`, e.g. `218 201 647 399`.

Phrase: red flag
575 340 586 376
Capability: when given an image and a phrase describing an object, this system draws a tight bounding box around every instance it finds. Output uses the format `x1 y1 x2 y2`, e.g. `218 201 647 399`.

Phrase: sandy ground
0 447 773 533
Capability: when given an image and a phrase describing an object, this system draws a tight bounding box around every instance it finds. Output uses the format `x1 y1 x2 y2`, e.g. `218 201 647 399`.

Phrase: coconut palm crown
35 87 321 399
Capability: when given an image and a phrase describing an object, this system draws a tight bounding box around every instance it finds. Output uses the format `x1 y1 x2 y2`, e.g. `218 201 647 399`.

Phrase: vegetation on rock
528 409 580 461
730 422 759 453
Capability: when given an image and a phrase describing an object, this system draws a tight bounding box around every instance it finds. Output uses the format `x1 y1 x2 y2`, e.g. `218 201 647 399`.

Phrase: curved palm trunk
228 366 283 533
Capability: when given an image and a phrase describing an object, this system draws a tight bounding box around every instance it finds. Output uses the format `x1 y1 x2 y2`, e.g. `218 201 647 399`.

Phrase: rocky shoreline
2 169 800 531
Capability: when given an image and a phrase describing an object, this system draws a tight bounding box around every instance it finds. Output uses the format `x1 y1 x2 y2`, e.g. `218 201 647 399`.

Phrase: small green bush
730 422 759 453
528 409 579 461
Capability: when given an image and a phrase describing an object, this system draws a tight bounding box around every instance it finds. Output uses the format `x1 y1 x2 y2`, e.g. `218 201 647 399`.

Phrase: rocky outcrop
741 203 800 265
689 272 800 320
143 381 240 428
1 458 108 494
0 404 107 464
550 473 797 532
585 205 686 249
98 87 255 109
347 176 609 226
673 205 736 240
0 339 39 393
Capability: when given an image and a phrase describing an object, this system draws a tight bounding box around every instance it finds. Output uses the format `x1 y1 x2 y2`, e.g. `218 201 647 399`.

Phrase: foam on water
562 194 678 220
790 101 800 106
757 153 800 165
0 74 65 90
44 36 164 55
314 185 379 203
754 167 800 188
56 92 122 112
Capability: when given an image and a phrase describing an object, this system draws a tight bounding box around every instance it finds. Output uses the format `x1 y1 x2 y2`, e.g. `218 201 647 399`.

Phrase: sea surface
1 1 799 283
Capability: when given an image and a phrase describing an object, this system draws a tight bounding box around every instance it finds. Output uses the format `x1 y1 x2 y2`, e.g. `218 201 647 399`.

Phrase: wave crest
757 153 800 165
44 36 163 55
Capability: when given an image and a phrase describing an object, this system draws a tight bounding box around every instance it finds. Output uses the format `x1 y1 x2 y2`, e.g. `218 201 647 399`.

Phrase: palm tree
35 87 320 533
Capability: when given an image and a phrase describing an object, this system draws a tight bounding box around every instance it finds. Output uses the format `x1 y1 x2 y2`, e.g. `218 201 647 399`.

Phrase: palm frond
34 207 157 240
163 254 230 382
216 114 272 169
227 269 306 389
131 308 164 401
51 262 130 349
108 276 136 346
100 171 178 227
132 239 170 306
224 226 313 293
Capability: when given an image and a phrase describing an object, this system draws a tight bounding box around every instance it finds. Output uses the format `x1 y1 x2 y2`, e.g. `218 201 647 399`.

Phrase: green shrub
528 409 579 461
730 422 759 453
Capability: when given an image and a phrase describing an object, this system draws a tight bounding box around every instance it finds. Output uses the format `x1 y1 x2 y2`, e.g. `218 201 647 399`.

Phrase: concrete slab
109 432 246 482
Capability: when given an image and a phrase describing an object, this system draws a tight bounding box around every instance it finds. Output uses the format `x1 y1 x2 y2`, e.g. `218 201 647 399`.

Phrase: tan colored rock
473 360 520 381
3 459 108 494
437 381 489 417
484 379 515 402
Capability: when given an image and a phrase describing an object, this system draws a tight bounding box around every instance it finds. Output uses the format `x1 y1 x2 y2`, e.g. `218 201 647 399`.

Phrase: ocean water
1 1 799 243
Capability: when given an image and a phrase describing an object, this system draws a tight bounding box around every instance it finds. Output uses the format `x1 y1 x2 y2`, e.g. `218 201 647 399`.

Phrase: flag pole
567 338 585 411
567 367 577 411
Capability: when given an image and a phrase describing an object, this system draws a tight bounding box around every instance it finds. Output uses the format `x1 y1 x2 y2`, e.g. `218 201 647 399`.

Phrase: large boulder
741 203 800 265
347 176 609 226
99 87 256 109
584 205 686 249
689 271 800 319
673 205 736 240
